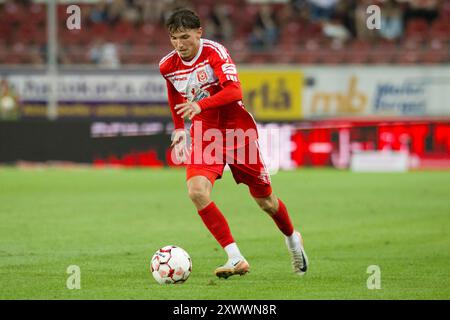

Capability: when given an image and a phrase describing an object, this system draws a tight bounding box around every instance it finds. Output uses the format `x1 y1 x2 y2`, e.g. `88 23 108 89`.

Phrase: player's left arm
175 81 242 119
197 50 243 110
197 80 242 110
175 48 243 119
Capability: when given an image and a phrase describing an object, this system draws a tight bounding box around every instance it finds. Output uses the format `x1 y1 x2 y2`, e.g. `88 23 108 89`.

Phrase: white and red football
150 245 192 284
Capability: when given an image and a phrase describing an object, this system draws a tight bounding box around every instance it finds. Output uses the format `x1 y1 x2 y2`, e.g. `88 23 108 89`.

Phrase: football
150 245 192 284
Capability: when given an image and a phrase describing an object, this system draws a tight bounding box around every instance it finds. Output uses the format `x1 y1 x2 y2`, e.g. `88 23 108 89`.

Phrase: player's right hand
170 129 188 163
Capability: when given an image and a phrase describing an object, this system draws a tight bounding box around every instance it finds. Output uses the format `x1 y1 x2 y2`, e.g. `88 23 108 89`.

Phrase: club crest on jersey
196 68 208 84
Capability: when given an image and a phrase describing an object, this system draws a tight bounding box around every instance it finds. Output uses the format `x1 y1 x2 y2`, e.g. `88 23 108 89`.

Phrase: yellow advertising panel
239 70 303 121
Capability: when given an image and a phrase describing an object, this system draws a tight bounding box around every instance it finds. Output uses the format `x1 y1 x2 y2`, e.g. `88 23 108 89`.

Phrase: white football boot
286 230 309 276
214 256 250 279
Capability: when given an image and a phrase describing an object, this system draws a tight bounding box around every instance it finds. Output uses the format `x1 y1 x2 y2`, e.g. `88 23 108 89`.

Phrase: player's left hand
175 102 201 120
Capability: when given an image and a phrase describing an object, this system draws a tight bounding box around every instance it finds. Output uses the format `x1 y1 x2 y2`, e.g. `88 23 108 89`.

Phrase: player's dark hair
165 9 201 34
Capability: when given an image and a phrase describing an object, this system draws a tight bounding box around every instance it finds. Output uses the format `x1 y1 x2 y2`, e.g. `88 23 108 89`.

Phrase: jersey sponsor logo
196 68 208 84
173 76 188 81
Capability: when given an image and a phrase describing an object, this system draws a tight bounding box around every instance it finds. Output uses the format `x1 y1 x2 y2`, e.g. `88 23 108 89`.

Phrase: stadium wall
1 65 449 121
0 66 449 169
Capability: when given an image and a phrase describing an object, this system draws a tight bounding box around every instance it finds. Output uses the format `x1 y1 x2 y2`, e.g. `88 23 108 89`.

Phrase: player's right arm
159 52 185 130
164 79 189 162
160 53 188 162
165 79 185 131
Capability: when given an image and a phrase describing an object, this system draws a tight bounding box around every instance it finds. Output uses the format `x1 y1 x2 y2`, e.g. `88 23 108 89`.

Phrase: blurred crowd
0 0 449 66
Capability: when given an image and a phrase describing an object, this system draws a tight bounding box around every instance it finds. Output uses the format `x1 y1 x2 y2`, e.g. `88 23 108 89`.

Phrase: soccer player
159 9 308 278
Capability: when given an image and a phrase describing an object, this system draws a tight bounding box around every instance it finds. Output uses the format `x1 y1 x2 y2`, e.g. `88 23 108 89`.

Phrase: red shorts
186 140 272 198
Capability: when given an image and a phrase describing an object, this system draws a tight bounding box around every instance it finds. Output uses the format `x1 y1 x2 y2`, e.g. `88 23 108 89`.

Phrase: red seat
347 51 369 64
406 18 429 41
273 49 297 64
279 22 303 47
303 23 323 40
293 50 320 64
438 1 450 21
132 24 158 46
59 29 86 46
114 21 135 36
57 4 69 22
112 22 136 42
0 24 13 41
322 50 346 64
91 23 109 39
229 40 249 63
4 55 24 64
68 51 91 64
3 4 28 24
369 41 396 64
0 45 8 63
248 52 274 64
151 25 171 46
346 40 371 64
430 20 450 41
28 3 46 25
370 52 395 64
422 50 448 64
422 41 449 64
394 50 422 65
402 38 423 50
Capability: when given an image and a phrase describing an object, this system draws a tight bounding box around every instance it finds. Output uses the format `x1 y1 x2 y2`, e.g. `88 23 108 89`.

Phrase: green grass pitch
0 167 449 299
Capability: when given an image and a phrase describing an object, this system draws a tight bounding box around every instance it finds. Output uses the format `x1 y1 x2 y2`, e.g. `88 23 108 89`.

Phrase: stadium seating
0 0 448 66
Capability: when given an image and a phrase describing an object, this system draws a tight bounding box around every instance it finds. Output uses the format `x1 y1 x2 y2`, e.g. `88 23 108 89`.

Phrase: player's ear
196 27 203 39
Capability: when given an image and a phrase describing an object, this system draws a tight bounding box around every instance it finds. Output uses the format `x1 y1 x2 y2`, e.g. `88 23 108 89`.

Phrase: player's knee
188 186 210 205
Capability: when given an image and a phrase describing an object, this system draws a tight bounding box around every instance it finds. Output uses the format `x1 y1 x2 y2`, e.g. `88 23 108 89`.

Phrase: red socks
271 198 294 236
198 202 235 248
198 199 294 248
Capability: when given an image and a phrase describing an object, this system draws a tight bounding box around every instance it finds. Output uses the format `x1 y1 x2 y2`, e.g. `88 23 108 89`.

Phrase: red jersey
159 39 257 138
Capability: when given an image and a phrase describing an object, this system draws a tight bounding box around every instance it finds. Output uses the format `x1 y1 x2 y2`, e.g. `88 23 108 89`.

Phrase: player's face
169 28 203 61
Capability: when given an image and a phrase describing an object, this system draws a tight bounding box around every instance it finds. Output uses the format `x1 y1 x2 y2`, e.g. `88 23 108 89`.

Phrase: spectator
29 46 44 65
321 1 353 42
248 26 267 51
290 0 307 14
106 0 127 25
89 0 108 24
138 0 168 24
161 0 194 24
307 0 339 22
321 14 351 42
404 0 439 25
334 0 357 37
0 79 20 121
89 40 120 69
121 1 141 25
3 0 22 17
204 4 233 43
379 0 404 40
248 4 279 50
0 0 448 65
